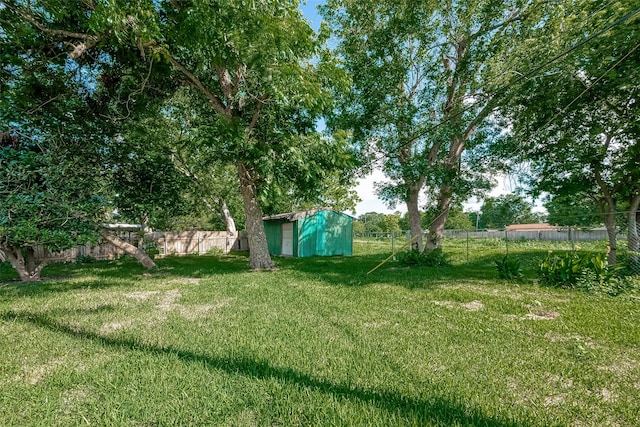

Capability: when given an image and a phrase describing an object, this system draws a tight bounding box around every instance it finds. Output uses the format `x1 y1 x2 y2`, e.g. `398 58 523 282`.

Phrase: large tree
2 0 354 270
323 0 546 250
478 194 539 229
0 136 102 281
497 1 640 265
0 1 163 272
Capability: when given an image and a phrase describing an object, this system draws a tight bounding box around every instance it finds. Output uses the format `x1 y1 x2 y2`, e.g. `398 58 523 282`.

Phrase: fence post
505 229 509 255
164 234 167 257
392 231 396 260
197 234 201 255
569 226 575 251
466 230 469 264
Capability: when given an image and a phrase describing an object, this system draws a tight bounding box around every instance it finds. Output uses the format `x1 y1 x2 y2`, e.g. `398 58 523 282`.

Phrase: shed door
281 222 294 256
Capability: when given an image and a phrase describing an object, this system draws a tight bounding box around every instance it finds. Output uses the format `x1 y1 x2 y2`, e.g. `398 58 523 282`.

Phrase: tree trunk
220 199 237 233
1 244 49 282
427 184 453 249
627 194 640 271
406 181 423 252
601 205 617 266
593 161 617 265
99 229 157 269
238 162 276 270
25 247 36 275
203 197 237 233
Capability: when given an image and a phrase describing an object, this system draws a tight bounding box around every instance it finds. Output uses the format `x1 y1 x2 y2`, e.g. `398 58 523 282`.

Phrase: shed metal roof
263 207 335 221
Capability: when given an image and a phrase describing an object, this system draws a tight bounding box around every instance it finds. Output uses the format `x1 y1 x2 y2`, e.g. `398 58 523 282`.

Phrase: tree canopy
495 0 640 264
1 0 358 271
323 0 549 250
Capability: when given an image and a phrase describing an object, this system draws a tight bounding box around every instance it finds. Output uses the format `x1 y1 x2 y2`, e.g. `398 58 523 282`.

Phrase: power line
354 5 640 170
535 42 639 138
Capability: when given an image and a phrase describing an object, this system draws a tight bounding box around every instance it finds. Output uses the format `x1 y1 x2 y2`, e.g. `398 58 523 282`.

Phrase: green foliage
352 220 365 235
75 255 97 264
397 248 450 268
357 212 387 233
480 194 540 229
0 146 101 253
544 194 601 228
538 251 613 291
495 256 523 280
493 1 640 260
323 0 537 245
423 206 474 231
141 241 160 259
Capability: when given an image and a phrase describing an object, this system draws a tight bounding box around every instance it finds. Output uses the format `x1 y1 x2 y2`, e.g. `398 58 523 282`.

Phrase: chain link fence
354 211 640 275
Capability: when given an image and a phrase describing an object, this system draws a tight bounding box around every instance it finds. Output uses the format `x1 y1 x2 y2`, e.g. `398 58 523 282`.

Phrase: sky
299 1 524 217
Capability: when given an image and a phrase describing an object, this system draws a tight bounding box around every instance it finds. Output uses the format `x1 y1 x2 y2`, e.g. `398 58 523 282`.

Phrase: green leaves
0 146 100 253
538 251 614 290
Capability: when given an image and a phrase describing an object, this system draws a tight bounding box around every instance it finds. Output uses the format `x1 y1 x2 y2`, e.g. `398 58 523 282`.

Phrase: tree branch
162 50 231 118
248 94 269 130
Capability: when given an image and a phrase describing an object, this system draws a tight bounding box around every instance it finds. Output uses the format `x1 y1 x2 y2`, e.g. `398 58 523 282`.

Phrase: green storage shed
263 208 353 257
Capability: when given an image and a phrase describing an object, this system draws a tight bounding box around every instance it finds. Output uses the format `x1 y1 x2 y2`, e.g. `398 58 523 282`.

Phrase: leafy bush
397 248 450 267
495 255 523 280
141 241 160 258
539 251 613 290
75 254 97 264
579 274 640 297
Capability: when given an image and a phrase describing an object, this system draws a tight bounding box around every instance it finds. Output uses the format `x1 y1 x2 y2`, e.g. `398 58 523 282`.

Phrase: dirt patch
524 311 559 320
61 387 92 414
157 289 181 311
598 358 639 377
123 291 160 301
547 373 574 389
599 388 616 402
545 332 598 349
434 300 484 311
433 300 456 308
544 394 565 406
461 300 484 311
168 278 201 285
99 319 134 335
14 358 65 385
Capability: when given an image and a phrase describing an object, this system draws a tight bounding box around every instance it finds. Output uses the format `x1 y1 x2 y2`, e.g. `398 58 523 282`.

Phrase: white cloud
354 170 534 215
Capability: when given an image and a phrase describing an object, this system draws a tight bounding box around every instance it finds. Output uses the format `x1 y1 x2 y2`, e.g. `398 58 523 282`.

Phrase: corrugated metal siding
265 210 353 257
298 215 317 257
318 210 353 256
264 221 282 255
292 221 299 256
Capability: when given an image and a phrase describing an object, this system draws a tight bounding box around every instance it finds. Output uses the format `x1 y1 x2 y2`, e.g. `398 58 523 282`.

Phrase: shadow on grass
275 251 540 289
0 255 253 297
1 248 555 295
1 309 545 427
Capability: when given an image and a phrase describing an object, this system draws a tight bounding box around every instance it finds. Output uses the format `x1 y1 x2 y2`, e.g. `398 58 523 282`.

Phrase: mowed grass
0 241 639 426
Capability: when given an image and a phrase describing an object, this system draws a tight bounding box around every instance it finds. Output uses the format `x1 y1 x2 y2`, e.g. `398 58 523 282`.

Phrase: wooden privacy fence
151 231 249 256
25 231 249 263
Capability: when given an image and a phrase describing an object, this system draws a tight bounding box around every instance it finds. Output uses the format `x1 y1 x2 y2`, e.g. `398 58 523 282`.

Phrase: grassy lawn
1 242 639 426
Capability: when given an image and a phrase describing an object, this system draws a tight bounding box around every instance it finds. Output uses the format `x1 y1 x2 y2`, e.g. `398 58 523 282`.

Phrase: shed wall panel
298 216 317 257
264 221 282 255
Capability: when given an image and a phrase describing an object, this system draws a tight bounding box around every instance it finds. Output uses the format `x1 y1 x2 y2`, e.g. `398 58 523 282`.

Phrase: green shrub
397 248 450 267
75 254 97 264
539 251 613 290
581 274 640 297
142 241 160 258
495 255 523 280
